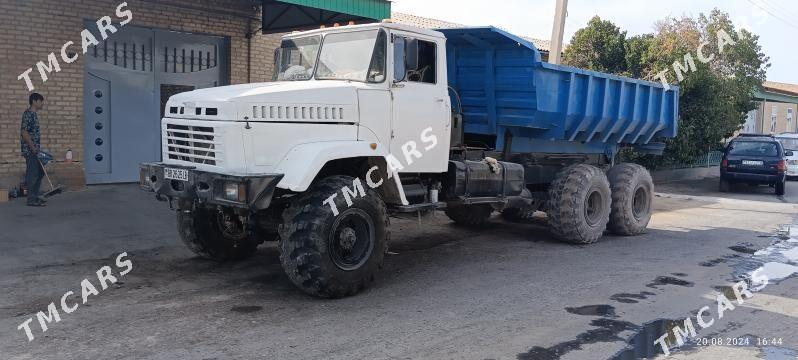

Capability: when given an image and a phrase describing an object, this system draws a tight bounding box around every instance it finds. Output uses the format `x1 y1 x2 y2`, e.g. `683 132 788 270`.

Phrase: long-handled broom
37 158 66 198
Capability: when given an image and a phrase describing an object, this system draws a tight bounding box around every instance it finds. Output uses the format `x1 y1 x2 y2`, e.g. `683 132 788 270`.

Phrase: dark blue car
720 134 791 195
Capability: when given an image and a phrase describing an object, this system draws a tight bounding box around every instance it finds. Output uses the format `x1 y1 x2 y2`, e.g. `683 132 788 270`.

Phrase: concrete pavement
0 178 796 359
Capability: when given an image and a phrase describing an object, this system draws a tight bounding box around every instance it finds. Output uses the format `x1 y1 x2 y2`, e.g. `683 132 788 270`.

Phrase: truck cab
143 23 452 206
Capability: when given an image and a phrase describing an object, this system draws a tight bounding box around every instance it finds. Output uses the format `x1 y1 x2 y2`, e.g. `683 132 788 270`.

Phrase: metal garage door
83 24 228 184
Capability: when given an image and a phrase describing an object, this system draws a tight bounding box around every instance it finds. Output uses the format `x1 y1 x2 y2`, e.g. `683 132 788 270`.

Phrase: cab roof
283 22 445 40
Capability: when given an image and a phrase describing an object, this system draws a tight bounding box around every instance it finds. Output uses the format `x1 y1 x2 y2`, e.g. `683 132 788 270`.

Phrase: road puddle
565 305 618 317
730 226 798 287
517 318 638 360
520 225 798 360
610 291 656 304
645 276 694 288
608 319 682 360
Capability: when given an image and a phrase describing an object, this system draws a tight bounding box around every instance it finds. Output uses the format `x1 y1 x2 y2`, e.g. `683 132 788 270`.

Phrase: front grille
165 124 219 165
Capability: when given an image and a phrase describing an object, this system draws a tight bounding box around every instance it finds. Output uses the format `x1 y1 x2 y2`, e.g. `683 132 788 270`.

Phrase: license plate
742 160 764 166
163 168 188 181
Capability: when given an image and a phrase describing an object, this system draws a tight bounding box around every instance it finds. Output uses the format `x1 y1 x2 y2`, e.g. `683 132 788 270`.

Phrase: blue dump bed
438 27 679 155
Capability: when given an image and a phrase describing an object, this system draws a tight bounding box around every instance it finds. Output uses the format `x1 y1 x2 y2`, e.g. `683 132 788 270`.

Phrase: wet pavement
0 177 796 359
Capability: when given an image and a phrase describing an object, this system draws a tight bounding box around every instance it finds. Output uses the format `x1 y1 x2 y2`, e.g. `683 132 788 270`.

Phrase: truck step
392 202 447 213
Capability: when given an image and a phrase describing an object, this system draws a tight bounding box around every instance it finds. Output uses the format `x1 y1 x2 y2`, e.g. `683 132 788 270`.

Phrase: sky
391 0 797 84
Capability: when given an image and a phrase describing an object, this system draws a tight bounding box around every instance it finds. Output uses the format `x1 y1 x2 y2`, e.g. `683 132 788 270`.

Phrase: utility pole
549 0 568 64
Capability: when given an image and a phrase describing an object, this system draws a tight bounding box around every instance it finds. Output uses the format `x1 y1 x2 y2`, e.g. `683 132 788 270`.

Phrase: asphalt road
0 177 796 360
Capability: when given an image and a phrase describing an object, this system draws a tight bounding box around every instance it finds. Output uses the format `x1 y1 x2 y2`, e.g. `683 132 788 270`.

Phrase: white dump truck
140 22 679 298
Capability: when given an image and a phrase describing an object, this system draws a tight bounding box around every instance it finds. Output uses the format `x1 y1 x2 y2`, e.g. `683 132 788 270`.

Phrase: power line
758 0 798 23
745 0 798 31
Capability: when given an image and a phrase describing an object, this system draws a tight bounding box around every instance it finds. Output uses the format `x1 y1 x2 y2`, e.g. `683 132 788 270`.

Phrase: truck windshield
274 36 320 81
316 30 386 83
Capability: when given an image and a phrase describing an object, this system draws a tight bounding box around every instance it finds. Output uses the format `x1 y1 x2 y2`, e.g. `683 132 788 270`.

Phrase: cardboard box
0 189 8 203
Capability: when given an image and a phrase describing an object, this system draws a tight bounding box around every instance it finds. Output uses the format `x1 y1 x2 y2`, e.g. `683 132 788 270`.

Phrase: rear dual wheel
607 163 654 236
546 164 612 244
546 163 653 244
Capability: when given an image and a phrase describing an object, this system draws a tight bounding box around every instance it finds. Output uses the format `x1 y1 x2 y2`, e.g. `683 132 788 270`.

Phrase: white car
776 133 798 179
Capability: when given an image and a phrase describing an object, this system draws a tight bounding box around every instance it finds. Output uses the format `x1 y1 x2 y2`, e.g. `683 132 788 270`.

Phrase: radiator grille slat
165 124 219 166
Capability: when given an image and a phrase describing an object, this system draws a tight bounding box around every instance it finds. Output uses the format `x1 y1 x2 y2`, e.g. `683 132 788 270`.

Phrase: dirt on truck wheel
607 163 654 236
177 207 261 261
546 164 611 244
278 175 389 298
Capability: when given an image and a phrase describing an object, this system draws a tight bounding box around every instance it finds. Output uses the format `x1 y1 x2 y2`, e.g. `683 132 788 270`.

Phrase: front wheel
177 207 261 261
546 164 611 244
607 163 654 236
279 175 389 298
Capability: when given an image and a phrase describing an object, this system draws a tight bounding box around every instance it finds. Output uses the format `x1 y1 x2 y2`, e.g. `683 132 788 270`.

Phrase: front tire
278 175 389 298
177 207 261 261
607 163 654 236
546 164 611 244
776 178 786 195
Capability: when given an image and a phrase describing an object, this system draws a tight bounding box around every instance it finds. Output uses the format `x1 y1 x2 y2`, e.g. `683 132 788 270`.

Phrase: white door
389 32 451 173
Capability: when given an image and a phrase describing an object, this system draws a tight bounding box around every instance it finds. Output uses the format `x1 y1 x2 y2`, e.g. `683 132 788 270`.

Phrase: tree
563 16 627 74
564 10 769 166
623 34 654 78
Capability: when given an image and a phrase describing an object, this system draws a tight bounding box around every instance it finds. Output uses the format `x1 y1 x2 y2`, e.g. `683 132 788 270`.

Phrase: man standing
21 93 46 207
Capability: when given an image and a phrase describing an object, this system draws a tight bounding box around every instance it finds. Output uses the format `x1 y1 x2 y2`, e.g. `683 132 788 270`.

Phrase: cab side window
394 36 436 84
407 40 436 84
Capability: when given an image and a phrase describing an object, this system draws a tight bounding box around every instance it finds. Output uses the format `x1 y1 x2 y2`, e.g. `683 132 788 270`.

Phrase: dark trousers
24 154 44 203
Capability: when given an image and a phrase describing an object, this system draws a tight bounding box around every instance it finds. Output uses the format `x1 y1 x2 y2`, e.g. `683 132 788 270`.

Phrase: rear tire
546 164 611 244
776 178 786 195
177 207 261 261
607 163 653 236
719 178 731 192
278 175 389 298
445 204 493 226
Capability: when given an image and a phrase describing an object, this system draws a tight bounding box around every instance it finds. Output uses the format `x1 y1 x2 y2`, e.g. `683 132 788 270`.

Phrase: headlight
789 160 798 165
223 182 247 202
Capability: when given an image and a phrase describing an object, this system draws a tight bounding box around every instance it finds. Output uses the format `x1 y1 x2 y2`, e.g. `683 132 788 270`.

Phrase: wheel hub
328 208 376 271
339 227 358 250
584 189 603 226
632 186 649 220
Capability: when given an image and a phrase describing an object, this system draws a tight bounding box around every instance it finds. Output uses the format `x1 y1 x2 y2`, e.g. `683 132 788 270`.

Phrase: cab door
389 32 451 173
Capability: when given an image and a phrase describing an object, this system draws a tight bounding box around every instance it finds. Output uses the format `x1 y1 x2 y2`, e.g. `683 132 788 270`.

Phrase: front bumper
139 163 283 210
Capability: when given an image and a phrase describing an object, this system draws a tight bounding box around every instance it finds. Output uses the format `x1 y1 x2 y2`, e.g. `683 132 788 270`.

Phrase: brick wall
0 0 281 188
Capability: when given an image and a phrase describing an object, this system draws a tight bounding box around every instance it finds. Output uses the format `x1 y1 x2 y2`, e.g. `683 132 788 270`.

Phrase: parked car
776 133 798 180
720 134 790 195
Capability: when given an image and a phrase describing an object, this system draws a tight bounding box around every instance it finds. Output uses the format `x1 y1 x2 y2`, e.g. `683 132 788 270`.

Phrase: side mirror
786 150 794 156
393 37 406 82
405 38 419 72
